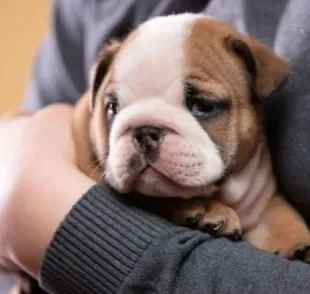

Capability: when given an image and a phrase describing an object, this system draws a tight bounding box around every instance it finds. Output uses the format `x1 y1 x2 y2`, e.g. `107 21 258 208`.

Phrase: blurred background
0 0 50 115
0 1 50 291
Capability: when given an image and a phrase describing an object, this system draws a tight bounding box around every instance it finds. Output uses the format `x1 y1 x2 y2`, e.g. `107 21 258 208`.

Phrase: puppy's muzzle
133 126 164 162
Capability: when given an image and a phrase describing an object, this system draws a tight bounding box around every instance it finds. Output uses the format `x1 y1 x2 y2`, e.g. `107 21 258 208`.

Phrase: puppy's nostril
150 131 160 142
135 133 143 144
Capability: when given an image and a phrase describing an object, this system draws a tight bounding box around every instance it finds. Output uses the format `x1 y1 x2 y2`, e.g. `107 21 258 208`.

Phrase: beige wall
0 1 50 114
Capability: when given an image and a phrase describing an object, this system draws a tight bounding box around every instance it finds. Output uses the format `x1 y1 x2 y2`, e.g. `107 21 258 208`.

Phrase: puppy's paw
293 245 310 263
174 199 242 241
274 244 310 263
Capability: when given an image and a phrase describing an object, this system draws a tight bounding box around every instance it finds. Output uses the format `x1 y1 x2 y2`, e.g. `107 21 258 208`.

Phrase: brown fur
185 18 287 173
245 195 310 258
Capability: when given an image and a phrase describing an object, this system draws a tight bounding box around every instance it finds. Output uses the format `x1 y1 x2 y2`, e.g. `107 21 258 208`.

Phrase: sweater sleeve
40 184 310 294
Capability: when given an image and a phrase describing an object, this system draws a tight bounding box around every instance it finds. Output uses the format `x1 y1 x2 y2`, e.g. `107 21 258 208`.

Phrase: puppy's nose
133 126 164 157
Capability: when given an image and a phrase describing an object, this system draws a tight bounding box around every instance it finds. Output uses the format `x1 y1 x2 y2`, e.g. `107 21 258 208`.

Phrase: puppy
73 13 310 262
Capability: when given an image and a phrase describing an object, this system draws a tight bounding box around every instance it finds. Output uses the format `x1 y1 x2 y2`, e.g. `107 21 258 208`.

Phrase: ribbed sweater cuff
40 184 172 293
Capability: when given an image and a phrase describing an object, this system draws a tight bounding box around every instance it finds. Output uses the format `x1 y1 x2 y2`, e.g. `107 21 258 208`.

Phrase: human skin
0 104 95 277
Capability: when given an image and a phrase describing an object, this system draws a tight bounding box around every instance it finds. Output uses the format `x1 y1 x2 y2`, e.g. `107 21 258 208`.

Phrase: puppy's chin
105 164 218 198
135 167 218 198
104 133 223 198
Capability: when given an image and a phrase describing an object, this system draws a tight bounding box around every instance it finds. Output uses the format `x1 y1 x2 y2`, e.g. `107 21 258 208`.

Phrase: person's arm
0 105 95 276
263 1 310 226
23 0 86 110
40 184 310 294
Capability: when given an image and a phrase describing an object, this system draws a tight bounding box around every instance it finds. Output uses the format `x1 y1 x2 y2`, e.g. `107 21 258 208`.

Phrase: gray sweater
24 0 310 293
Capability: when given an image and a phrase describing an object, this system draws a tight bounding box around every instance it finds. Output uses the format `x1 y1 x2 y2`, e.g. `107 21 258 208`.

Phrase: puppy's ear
225 35 289 98
89 40 121 109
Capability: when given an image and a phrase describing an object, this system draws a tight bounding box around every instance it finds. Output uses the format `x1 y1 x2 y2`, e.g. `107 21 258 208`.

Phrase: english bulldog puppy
73 13 310 262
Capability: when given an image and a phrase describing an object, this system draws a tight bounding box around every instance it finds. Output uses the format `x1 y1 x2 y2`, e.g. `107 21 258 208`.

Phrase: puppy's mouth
127 152 180 190
135 165 205 198
133 160 187 190
107 150 219 198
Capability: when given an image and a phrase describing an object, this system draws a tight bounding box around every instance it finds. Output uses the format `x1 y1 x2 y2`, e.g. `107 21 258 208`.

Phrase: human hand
0 104 95 277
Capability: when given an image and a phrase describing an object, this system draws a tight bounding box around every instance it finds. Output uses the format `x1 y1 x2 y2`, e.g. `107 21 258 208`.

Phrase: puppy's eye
106 95 119 122
184 82 227 119
187 98 219 117
186 97 221 118
107 101 119 121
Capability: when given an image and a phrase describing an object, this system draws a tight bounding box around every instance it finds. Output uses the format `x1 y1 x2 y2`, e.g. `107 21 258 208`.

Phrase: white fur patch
220 146 275 230
114 13 201 105
220 146 263 205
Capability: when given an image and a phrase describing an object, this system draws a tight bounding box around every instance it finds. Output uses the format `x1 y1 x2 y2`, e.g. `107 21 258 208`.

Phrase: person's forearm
0 106 96 276
40 184 310 294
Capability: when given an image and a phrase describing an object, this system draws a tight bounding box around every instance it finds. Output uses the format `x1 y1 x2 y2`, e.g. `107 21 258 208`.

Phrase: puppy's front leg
244 195 310 262
173 198 242 240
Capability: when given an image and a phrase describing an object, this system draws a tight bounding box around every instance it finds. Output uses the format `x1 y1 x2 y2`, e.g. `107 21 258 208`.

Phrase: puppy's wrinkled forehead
113 14 202 104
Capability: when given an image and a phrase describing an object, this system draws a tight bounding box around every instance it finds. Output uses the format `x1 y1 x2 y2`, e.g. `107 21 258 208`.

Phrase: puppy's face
89 14 288 198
